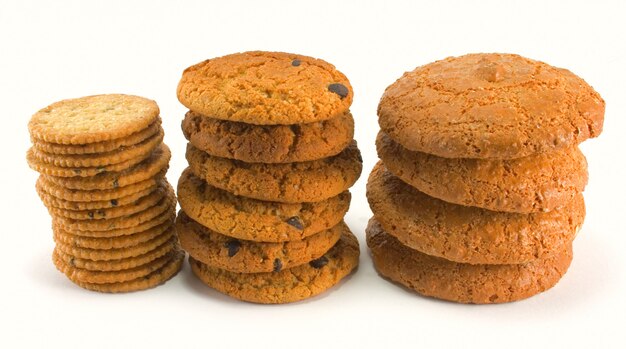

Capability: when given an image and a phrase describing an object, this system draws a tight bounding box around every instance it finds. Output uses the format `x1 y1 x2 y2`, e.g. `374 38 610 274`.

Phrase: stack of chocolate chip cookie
367 54 605 304
175 51 362 304
27 94 183 293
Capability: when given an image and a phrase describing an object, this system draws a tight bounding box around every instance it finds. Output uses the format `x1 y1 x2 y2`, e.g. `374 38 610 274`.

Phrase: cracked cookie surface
378 53 605 159
366 161 585 264
189 229 359 304
177 168 350 242
377 132 588 213
366 218 572 304
177 51 353 125
182 111 354 163
177 211 343 273
186 142 362 203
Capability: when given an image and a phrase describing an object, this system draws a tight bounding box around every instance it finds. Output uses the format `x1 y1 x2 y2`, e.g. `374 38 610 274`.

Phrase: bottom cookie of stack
47 182 183 293
366 218 572 304
177 213 359 304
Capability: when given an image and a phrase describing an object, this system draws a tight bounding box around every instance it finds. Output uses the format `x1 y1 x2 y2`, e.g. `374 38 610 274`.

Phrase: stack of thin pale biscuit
175 51 362 303
27 94 183 293
367 54 605 303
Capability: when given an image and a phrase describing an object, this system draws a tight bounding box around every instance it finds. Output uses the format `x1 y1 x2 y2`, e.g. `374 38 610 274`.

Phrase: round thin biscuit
53 220 173 250
29 94 159 145
31 129 163 168
33 119 161 155
44 144 170 190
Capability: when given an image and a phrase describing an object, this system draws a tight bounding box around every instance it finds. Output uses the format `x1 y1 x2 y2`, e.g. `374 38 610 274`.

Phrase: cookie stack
367 54 605 304
175 51 362 304
27 94 183 293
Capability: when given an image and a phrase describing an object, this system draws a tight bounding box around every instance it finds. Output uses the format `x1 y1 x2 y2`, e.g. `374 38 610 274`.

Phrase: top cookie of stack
367 53 604 304
27 94 183 293
176 51 361 304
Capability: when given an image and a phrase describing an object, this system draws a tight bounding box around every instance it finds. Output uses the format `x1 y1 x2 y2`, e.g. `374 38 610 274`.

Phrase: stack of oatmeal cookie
175 51 361 304
27 94 183 293
367 54 605 303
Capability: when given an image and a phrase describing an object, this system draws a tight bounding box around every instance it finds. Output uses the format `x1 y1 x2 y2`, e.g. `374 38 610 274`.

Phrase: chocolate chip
96 166 106 173
309 256 329 269
328 83 349 99
87 212 94 219
291 59 301 67
286 216 304 230
110 199 118 206
73 169 81 175
224 240 241 257
69 257 75 267
112 179 119 188
273 258 283 272
97 210 105 218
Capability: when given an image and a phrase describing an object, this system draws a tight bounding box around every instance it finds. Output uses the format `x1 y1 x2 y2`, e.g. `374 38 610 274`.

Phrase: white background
1 0 624 348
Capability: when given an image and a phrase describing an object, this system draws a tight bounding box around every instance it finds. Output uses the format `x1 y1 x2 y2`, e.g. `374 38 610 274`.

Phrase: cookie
37 174 163 202
44 144 171 190
378 53 605 159
377 132 588 213
53 189 175 232
54 248 184 293
54 229 176 261
37 184 155 211
45 183 169 220
177 51 353 125
177 211 343 273
54 237 177 271
30 129 163 168
32 119 161 155
366 162 585 264
189 229 359 304
53 220 173 250
186 142 362 203
53 248 172 284
366 218 572 304
177 169 350 242
182 111 354 163
55 210 174 238
28 94 160 145
27 146 153 177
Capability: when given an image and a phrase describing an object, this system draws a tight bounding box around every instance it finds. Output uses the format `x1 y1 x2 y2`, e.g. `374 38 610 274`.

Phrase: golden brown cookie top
378 53 605 159
177 51 353 125
29 94 160 144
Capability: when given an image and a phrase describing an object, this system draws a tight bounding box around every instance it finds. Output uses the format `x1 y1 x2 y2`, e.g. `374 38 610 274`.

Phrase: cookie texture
177 51 353 125
182 111 354 163
177 211 343 273
53 220 173 250
37 175 163 202
37 183 155 211
378 53 605 159
27 146 152 177
45 183 168 220
53 189 175 232
189 230 360 304
30 129 163 168
54 248 184 293
33 119 161 155
366 162 585 264
186 142 362 203
54 211 174 238
177 169 350 242
366 218 572 304
29 94 160 144
377 132 588 213
45 144 170 190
